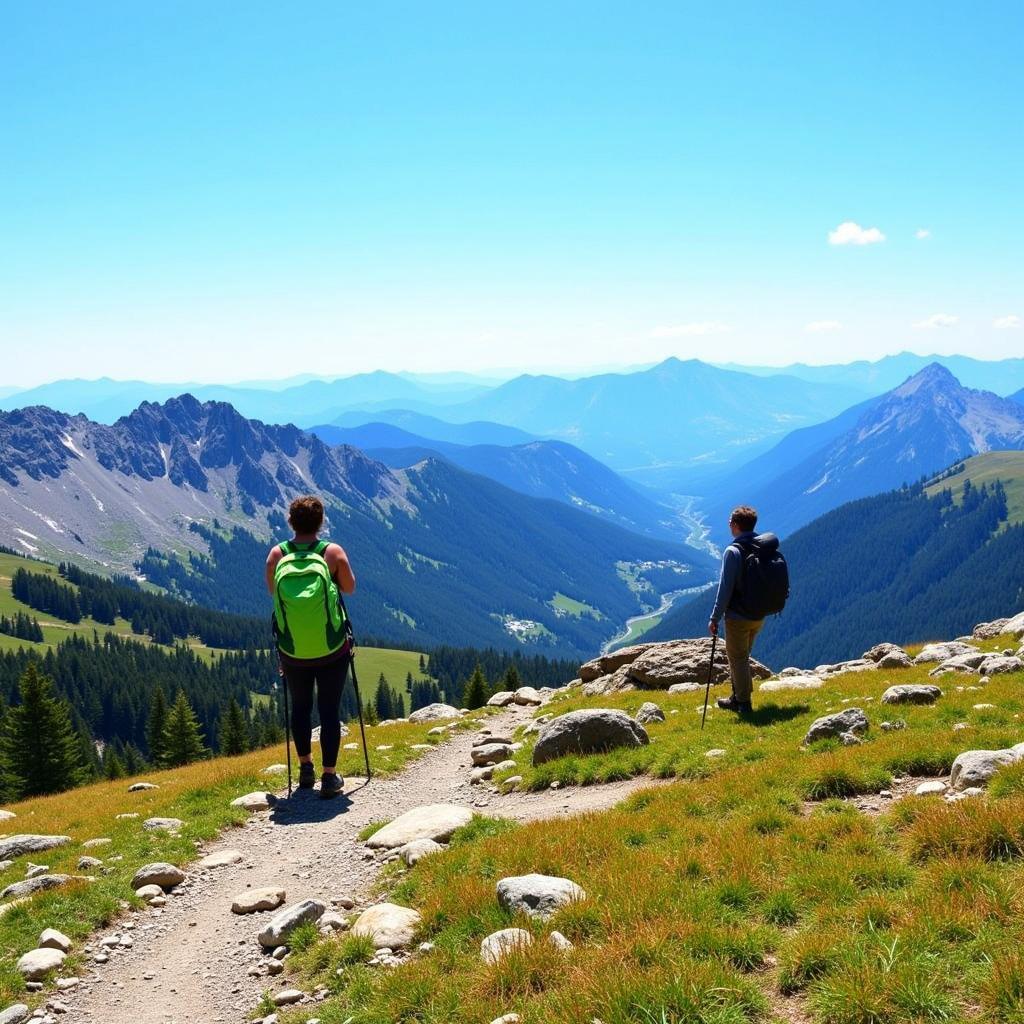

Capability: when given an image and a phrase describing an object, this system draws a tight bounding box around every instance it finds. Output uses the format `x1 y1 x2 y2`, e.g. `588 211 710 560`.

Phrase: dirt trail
61 704 661 1024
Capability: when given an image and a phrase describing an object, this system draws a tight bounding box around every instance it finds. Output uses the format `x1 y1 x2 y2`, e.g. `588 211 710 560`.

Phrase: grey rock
760 674 823 692
840 732 862 746
16 948 65 980
481 928 533 964
471 743 514 767
0 875 74 901
131 863 186 890
408 703 462 723
272 990 304 1007
142 817 183 832
578 643 657 682
497 874 586 919
0 1004 29 1024
533 709 649 765
513 686 543 706
258 899 327 948
134 884 164 901
399 839 443 866
913 641 978 664
230 792 274 812
232 887 286 914
0 836 71 862
548 930 574 951
949 746 1024 791
915 780 948 796
486 691 516 707
881 684 942 705
880 720 907 731
127 782 158 792
1003 610 1024 637
877 650 914 669
581 665 635 696
978 655 1023 675
38 929 71 953
197 848 244 869
365 804 474 850
635 702 665 725
77 856 103 870
973 618 1010 639
803 708 869 745
351 903 421 949
863 642 906 663
626 638 770 690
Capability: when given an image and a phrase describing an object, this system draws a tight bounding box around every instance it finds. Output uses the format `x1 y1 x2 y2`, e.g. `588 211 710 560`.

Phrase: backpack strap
279 540 295 556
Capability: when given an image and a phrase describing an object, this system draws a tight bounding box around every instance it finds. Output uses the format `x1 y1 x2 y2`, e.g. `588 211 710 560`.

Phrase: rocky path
60 704 658 1024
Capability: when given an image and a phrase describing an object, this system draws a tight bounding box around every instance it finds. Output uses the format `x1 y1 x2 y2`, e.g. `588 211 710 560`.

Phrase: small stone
142 818 183 832
128 782 158 792
77 856 103 870
131 863 186 890
81 838 111 849
197 849 244 869
258 900 327 947
233 886 287 915
38 930 72 953
705 749 727 758
497 874 586 920
16 948 65 981
25 864 50 879
399 839 443 867
635 702 665 725
273 990 303 1007
0 1005 29 1024
490 1016 521 1024
481 928 533 964
915 780 948 796
351 903 422 949
548 930 574 951
267 961 284 976
231 793 274 812
364 804 474 850
840 731 862 746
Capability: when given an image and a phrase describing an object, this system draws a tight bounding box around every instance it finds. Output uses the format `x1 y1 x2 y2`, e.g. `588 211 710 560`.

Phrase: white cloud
649 322 730 338
993 314 1021 330
828 221 885 246
915 228 931 240
805 320 843 333
913 313 959 330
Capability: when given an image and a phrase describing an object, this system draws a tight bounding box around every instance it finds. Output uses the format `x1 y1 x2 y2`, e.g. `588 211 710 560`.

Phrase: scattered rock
232 887 287 914
197 849 244 869
877 650 914 669
230 793 274 812
81 838 111 849
364 805 474 850
490 1015 521 1024
949 746 1024 791
840 732 862 746
880 720 907 731
705 748 726 758
863 642 906 663
973 618 1011 639
258 900 327 947
0 836 71 862
978 655 1023 675
16 948 65 981
578 643 657 682
481 928 533 964
0 1004 29 1024
760 674 823 692
134 884 164 901
38 929 72 953
261 764 287 775
635 702 665 725
581 664 635 696
142 817 183 832
25 864 50 879
881 684 942 705
514 687 543 706
502 776 523 792
399 839 443 866
351 903 422 949
408 703 462 723
803 708 869 745
548 930 574 951
915 780 948 796
131 863 186 890
77 856 103 870
487 691 516 707
913 641 978 664
533 709 649 765
627 638 770 690
496 874 586 919
472 743 514 767
0 875 75 901
127 782 158 792
272 990 304 1007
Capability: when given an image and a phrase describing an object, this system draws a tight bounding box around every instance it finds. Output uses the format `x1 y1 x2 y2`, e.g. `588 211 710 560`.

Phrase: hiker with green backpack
266 495 356 798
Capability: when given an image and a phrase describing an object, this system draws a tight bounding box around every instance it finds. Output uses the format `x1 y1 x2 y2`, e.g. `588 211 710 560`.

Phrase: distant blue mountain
311 422 684 542
325 410 538 447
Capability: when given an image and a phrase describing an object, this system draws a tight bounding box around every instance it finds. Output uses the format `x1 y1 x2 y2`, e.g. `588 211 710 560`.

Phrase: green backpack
272 540 349 660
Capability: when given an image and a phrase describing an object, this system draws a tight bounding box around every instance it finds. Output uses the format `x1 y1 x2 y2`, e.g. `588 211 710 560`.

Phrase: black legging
282 655 350 767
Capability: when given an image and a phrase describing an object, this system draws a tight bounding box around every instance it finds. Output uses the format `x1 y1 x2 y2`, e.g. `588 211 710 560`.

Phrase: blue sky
2 1 1022 386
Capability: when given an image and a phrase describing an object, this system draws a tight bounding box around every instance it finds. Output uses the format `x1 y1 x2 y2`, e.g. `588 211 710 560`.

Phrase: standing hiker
266 495 356 798
707 505 788 715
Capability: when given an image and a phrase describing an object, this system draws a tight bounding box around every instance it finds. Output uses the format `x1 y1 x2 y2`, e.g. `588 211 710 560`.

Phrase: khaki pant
725 617 764 702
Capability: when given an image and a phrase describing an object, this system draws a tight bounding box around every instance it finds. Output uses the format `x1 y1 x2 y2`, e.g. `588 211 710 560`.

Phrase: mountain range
705 364 1024 538
0 396 714 656
311 423 684 542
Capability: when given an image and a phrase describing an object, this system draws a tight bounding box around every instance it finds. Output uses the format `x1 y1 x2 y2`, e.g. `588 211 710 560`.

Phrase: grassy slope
0 714 477 1005
283 635 1024 1024
0 553 430 690
926 450 1024 523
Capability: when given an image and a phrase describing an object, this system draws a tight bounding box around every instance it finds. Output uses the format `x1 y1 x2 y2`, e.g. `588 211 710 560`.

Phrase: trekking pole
339 594 372 780
701 631 719 731
281 667 293 798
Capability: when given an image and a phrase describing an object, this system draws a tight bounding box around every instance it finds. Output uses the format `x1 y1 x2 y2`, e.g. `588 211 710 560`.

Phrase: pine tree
374 674 393 720
0 661 87 799
364 700 379 726
219 698 248 756
123 743 147 775
463 663 489 710
104 747 126 779
501 664 522 691
419 654 426 674
146 688 169 765
162 690 208 767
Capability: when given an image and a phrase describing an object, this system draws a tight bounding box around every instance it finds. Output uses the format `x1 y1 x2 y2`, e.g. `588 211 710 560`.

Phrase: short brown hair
730 505 758 532
288 495 324 535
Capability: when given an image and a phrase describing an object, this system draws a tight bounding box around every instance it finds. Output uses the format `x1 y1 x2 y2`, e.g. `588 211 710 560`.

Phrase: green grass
0 711 484 1006
275 633 1024 1024
925 451 1024 524
549 593 603 620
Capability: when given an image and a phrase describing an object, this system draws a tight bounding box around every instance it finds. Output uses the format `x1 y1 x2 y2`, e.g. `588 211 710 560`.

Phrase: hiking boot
319 772 344 799
297 762 316 789
716 695 753 715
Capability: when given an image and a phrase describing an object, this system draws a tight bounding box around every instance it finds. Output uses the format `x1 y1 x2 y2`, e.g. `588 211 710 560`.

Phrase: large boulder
496 874 586 919
408 703 462 723
487 691 516 708
581 665 635 696
578 643 656 682
1004 611 1024 638
513 687 543 706
949 745 1024 791
16 948 65 981
863 642 906 663
0 835 70 862
0 1004 29 1024
131 863 186 890
878 650 914 669
979 655 1023 675
973 618 1011 639
351 903 421 949
257 899 327 948
364 804 474 849
532 710 649 766
881 685 942 705
913 641 978 665
803 708 869 745
626 638 770 690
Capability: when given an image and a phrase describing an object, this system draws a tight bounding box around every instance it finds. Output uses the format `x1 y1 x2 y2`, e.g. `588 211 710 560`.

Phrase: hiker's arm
327 543 356 594
265 547 281 594
708 547 739 633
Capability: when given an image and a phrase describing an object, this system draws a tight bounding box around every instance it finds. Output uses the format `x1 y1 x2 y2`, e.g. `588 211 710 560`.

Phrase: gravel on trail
59 703 659 1024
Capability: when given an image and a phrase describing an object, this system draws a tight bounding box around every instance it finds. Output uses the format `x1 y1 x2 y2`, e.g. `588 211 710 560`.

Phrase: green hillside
926 450 1024 522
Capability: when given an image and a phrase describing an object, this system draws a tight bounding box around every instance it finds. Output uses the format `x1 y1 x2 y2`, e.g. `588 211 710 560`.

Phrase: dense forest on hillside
649 479 1024 668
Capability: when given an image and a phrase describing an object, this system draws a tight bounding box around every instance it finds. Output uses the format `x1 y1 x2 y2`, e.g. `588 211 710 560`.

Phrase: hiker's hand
708 620 718 637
